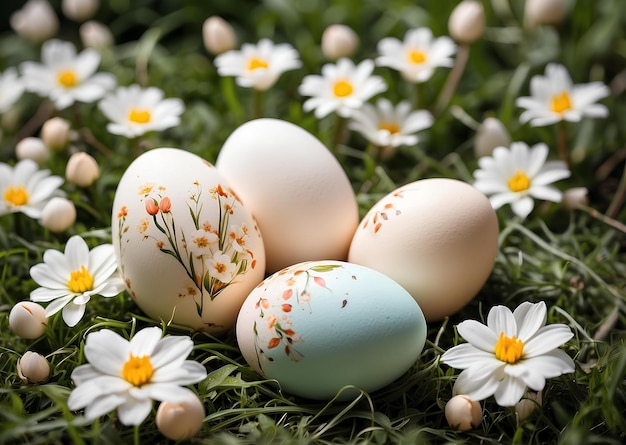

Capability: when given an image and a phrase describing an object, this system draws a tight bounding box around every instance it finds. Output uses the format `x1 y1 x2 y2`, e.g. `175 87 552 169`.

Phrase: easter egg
215 118 359 274
111 148 265 333
236 260 427 400
348 178 498 321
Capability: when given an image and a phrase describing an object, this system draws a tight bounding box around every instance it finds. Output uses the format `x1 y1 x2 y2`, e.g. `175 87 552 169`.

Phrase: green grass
1 0 625 443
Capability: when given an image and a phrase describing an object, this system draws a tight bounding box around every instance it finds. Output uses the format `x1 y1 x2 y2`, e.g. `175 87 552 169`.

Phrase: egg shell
111 148 265 333
348 178 498 321
236 260 427 400
215 118 359 274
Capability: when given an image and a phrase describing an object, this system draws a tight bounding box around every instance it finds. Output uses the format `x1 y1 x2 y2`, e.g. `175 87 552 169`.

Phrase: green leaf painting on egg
115 177 259 324
251 262 341 372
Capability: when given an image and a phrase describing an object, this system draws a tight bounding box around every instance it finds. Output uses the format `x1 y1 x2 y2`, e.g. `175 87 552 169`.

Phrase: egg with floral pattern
236 260 427 400
348 178 499 321
111 148 265 333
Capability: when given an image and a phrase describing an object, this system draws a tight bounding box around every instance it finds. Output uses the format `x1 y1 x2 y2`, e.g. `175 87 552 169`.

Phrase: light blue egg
236 260 427 400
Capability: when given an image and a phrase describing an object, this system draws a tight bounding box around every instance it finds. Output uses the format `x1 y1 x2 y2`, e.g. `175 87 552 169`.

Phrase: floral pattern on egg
117 180 257 320
236 260 427 400
251 263 343 371
112 148 265 333
360 189 406 234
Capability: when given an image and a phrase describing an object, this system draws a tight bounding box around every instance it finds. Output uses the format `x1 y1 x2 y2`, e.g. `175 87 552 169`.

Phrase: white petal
514 301 546 342
452 369 500 402
62 300 86 327
117 398 153 426
529 185 562 203
139 382 196 402
523 324 574 357
150 335 193 368
130 326 163 357
523 349 574 379
83 393 127 421
487 305 517 336
511 196 535 218
85 329 130 375
493 375 527 406
43 295 73 316
457 319 498 352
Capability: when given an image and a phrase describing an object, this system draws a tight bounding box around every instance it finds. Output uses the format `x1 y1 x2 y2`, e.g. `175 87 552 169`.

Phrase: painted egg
111 148 265 333
236 260 427 400
348 178 499 321
215 118 359 274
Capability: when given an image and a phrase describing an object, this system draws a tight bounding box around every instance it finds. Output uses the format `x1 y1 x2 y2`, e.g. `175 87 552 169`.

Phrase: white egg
348 178 499 321
236 260 427 400
111 148 265 333
215 118 359 274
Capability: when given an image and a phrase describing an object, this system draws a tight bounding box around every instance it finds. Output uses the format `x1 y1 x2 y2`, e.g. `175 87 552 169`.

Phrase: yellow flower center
379 121 401 135
247 56 269 71
507 171 531 192
128 108 152 124
550 91 573 114
67 265 94 293
3 185 29 207
494 332 524 364
333 79 353 98
58 69 78 87
121 354 154 386
407 49 427 65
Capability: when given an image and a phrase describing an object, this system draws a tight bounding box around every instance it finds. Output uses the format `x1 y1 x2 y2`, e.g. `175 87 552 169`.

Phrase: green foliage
0 0 625 444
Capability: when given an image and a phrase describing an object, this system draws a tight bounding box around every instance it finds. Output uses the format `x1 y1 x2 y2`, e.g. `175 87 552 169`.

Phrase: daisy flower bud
17 351 50 384
474 117 511 158
41 197 77 232
16 137 50 164
41 117 71 152
515 391 542 422
525 0 567 26
203 16 237 55
80 21 114 50
65 152 100 187
156 391 205 441
448 1 486 44
9 301 48 339
561 187 589 211
321 24 359 60
445 395 482 431
10 0 59 43
62 0 99 22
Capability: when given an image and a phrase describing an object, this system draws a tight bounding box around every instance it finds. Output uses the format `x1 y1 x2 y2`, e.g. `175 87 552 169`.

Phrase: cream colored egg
348 178 498 321
111 148 265 333
215 118 359 274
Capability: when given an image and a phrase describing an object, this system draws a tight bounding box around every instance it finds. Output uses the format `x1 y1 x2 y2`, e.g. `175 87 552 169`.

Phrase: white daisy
214 38 302 91
348 98 433 148
0 67 25 113
98 84 185 138
440 301 575 407
0 159 63 219
29 235 125 327
206 250 236 283
67 326 207 426
299 58 387 119
20 39 116 110
473 142 571 218
516 63 610 127
376 27 456 83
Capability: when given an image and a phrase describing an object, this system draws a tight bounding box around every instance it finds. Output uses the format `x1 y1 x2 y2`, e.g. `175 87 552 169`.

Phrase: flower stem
577 204 626 234
557 121 569 167
606 163 626 218
332 114 348 153
415 82 424 110
253 89 263 118
435 43 470 115
133 425 140 445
